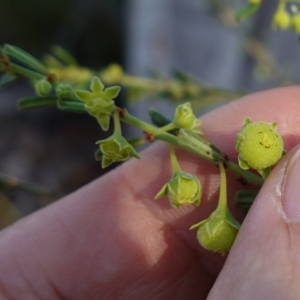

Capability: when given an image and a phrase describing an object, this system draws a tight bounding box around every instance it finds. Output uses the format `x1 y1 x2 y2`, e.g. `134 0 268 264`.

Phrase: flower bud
155 171 201 208
190 208 240 255
174 102 202 134
236 118 284 171
96 134 140 168
35 79 52 97
272 8 291 30
56 83 74 99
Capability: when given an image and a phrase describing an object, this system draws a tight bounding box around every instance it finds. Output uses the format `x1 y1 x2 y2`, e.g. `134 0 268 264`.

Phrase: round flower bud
56 83 74 99
236 118 284 171
191 208 240 255
272 8 291 30
291 13 300 34
155 171 202 208
35 79 52 97
174 102 202 133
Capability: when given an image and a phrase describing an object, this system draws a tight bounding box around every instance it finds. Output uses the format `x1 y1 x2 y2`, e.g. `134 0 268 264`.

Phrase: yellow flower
236 118 284 171
272 8 291 30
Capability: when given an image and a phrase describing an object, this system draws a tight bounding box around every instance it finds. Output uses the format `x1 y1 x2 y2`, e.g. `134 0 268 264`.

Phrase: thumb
208 145 300 300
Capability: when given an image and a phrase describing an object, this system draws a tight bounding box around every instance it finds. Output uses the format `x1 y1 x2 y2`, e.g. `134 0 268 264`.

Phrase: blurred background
0 0 300 226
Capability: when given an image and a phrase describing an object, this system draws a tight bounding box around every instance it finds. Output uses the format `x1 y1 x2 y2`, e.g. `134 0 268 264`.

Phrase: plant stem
217 162 227 210
121 109 179 145
160 122 177 132
0 173 58 197
120 108 263 186
169 145 181 172
113 109 122 135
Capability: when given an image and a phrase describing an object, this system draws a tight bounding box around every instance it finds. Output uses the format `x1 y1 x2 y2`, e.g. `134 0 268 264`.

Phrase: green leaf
149 107 172 127
0 74 17 87
50 45 78 66
18 96 57 109
236 3 260 22
234 190 258 210
57 100 87 113
4 44 48 75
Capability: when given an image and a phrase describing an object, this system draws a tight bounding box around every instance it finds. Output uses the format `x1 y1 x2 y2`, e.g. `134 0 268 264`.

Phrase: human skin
0 87 300 299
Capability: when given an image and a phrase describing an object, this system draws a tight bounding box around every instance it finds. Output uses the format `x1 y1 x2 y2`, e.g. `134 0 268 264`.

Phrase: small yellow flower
236 118 284 171
272 8 291 30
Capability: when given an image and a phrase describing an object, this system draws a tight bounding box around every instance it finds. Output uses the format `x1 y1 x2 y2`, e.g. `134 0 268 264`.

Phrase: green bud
96 134 140 168
56 83 74 99
35 79 52 97
190 207 240 255
272 8 291 30
155 171 202 208
236 118 284 171
174 102 202 134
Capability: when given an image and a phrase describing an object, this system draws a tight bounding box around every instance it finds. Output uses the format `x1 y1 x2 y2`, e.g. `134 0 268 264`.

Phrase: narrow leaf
51 45 78 66
18 96 57 109
57 100 87 113
236 3 260 22
149 107 171 127
4 44 48 74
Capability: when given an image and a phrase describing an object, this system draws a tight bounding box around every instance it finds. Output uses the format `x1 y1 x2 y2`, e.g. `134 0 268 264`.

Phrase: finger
0 87 300 299
208 144 300 299
124 86 300 245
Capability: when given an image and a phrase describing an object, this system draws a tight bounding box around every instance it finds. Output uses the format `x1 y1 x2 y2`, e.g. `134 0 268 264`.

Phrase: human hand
0 87 300 300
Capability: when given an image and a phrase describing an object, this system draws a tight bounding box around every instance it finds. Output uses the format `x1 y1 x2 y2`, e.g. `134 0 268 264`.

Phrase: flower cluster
271 2 300 33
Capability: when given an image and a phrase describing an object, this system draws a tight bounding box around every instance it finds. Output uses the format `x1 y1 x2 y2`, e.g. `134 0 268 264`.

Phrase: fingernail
282 146 300 220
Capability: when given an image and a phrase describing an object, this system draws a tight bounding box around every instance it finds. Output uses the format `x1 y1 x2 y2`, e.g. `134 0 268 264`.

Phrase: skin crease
1 87 300 299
